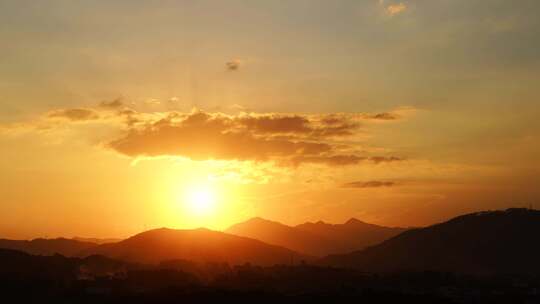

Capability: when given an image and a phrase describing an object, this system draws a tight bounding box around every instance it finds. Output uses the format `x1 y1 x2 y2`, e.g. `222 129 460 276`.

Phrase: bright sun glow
185 186 217 216
169 176 246 229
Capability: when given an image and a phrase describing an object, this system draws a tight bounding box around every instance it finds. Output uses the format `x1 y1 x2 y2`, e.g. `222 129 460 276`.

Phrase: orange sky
1 0 539 239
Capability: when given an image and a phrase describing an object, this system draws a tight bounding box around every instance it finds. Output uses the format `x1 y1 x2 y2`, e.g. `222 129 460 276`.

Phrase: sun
170 178 241 229
185 185 217 216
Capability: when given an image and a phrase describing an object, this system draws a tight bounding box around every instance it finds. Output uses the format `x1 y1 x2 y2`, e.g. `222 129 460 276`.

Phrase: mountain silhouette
226 217 407 256
0 237 98 256
226 217 332 256
79 227 310 266
72 237 122 244
296 218 408 254
319 208 540 274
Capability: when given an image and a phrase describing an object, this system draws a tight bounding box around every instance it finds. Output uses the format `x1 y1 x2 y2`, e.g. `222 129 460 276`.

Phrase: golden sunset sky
1 0 539 239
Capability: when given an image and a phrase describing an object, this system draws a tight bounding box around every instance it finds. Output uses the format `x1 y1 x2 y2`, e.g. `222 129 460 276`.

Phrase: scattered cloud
288 155 403 167
341 180 396 188
238 115 311 134
144 98 160 105
386 2 407 16
369 156 403 164
99 98 124 109
289 155 366 166
48 108 100 121
226 59 242 71
230 104 249 112
3 101 409 169
235 113 360 139
365 112 398 120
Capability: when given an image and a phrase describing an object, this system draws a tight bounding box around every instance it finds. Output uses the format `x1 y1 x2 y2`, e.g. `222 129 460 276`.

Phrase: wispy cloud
386 2 407 16
99 98 124 109
48 108 100 121
226 59 242 71
341 180 396 188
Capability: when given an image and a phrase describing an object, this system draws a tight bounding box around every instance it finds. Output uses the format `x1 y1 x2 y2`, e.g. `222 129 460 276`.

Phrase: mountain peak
231 217 286 228
139 227 176 234
249 216 272 223
344 218 364 225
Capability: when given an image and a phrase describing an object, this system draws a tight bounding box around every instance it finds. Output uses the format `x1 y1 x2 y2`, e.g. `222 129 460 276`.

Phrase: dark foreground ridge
0 248 539 304
319 208 540 274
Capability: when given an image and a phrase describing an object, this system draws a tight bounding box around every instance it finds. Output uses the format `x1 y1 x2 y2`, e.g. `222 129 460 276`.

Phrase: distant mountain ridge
79 227 311 266
1 209 539 275
0 218 407 259
72 237 122 245
295 218 408 254
226 217 408 256
0 237 97 256
319 208 540 274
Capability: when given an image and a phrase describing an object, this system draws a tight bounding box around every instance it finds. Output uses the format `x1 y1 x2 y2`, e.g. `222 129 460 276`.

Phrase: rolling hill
226 217 407 256
79 227 310 266
319 208 540 274
0 237 98 256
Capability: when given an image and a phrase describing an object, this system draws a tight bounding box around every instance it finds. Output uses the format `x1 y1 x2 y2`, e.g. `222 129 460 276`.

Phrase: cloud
144 98 160 105
48 108 100 121
341 180 395 188
238 115 311 134
369 156 403 164
230 104 249 112
108 111 332 162
386 2 407 16
288 155 403 167
99 98 124 109
106 110 403 166
364 112 398 120
4 102 407 168
226 59 242 71
290 155 366 166
235 114 360 138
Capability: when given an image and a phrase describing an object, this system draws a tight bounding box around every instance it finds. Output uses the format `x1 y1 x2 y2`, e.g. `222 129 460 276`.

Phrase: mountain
226 217 407 256
296 218 408 254
79 227 310 266
72 237 122 244
319 208 540 274
226 217 333 256
0 237 98 256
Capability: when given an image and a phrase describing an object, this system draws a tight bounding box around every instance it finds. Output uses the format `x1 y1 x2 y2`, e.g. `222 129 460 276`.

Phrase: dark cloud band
106 110 403 166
